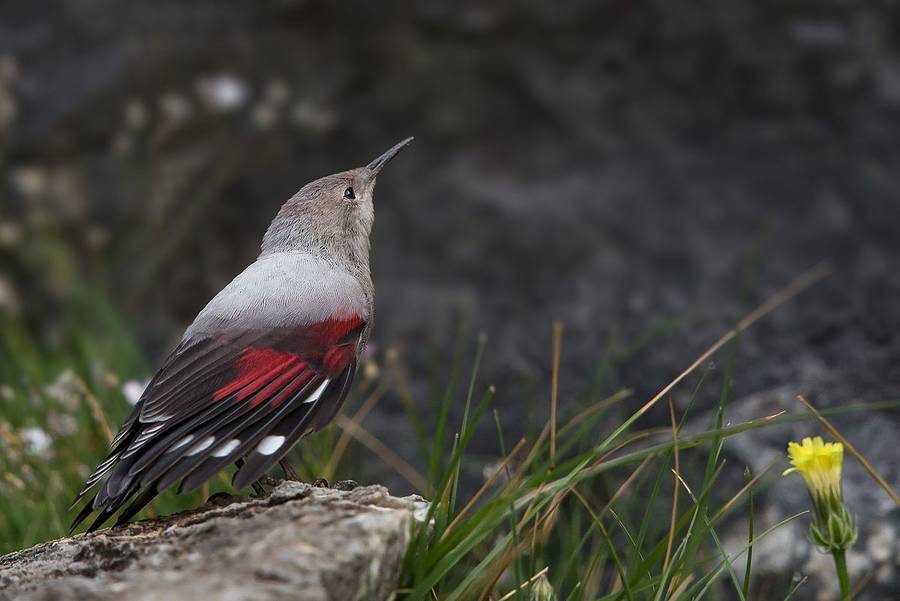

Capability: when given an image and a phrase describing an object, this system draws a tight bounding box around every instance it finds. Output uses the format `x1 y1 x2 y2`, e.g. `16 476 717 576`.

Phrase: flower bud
783 437 857 552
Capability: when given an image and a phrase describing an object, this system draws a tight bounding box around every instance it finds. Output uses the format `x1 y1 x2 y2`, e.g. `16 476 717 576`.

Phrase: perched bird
71 138 413 532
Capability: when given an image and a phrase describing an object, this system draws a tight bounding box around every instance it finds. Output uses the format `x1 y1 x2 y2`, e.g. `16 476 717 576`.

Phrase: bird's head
261 137 413 266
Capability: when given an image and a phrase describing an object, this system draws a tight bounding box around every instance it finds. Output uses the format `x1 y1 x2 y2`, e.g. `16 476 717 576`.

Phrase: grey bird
70 137 413 532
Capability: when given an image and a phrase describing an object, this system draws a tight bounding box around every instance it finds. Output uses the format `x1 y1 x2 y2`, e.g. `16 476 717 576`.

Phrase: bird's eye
343 186 355 200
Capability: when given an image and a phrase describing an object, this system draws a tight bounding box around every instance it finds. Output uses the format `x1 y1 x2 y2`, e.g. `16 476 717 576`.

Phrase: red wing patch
71 313 366 534
296 315 367 351
212 314 365 403
322 344 356 375
211 350 297 402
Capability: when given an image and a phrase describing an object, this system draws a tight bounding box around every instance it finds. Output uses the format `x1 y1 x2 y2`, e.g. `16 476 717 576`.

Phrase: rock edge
0 482 429 601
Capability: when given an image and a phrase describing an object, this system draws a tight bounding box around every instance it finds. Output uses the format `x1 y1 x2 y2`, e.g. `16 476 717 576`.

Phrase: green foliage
389 314 896 600
393 330 803 601
1 282 894 600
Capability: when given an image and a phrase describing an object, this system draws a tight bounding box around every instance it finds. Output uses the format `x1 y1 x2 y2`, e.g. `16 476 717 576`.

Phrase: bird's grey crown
259 170 374 281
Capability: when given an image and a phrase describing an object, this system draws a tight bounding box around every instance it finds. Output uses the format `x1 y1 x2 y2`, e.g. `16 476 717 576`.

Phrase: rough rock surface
0 482 428 601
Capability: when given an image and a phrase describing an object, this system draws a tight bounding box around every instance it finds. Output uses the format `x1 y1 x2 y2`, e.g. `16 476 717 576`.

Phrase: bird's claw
309 478 357 490
258 475 279 488
206 492 241 507
279 459 301 481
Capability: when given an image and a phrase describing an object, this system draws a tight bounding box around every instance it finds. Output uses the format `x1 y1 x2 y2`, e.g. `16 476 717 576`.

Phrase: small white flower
44 369 82 411
47 411 78 436
20 426 52 457
122 378 149 406
10 165 47 198
196 73 248 112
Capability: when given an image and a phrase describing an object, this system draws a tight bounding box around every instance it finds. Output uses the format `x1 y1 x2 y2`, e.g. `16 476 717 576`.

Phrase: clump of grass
391 263 896 600
393 341 787 600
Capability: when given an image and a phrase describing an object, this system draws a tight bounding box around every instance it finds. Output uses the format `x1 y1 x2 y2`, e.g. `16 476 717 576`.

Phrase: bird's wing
71 254 369 532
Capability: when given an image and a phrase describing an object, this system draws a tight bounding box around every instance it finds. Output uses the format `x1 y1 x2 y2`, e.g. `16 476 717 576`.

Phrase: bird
70 137 413 533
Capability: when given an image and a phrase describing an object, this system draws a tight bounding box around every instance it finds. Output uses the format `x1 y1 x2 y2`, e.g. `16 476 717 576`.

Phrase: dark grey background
2 2 898 596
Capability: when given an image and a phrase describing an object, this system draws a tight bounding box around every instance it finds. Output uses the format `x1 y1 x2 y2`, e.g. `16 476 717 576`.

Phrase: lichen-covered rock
0 482 428 601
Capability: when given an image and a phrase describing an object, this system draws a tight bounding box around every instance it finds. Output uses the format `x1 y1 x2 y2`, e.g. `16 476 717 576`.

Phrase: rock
0 481 428 601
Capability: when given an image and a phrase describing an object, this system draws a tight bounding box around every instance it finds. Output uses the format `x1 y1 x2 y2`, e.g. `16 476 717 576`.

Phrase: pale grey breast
184 252 369 338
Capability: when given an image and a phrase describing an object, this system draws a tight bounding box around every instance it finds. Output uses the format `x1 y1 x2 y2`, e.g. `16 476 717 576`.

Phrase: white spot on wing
167 434 194 453
186 436 215 456
257 435 285 456
303 379 330 404
212 439 241 457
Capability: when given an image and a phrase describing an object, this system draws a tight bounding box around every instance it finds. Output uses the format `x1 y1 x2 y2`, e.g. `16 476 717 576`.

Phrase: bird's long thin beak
366 137 414 177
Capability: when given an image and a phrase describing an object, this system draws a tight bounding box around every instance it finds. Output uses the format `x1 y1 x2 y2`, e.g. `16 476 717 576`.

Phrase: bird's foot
250 480 267 497
206 492 241 507
258 475 279 488
309 478 357 490
279 458 302 481
234 458 270 497
249 477 279 497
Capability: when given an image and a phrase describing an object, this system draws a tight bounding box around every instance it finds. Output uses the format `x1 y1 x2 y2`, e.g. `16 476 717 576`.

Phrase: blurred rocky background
1 1 898 599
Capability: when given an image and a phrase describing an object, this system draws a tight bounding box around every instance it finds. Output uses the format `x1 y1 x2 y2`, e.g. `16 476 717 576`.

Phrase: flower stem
832 549 851 600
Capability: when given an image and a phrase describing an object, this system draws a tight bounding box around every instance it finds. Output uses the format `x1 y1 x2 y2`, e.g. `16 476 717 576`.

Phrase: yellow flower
783 436 844 500
784 436 856 553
